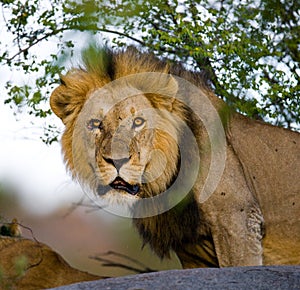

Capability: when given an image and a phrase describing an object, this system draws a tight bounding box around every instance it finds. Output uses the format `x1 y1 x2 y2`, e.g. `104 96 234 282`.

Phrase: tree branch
98 27 146 46
4 27 68 63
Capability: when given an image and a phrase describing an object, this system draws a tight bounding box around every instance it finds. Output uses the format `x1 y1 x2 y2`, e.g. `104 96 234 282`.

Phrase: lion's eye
87 119 103 131
132 117 145 129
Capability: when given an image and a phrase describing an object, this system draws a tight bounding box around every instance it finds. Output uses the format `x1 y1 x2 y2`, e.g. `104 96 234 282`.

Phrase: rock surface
1 236 299 289
52 266 300 290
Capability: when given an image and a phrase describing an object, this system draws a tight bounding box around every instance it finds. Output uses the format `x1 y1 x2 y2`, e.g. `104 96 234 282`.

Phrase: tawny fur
50 47 300 268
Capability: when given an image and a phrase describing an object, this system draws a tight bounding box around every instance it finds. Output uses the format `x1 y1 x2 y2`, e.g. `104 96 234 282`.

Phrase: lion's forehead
112 95 153 115
100 95 157 128
89 87 152 117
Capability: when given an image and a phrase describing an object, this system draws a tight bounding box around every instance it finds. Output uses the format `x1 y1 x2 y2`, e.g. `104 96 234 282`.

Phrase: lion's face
75 91 181 201
50 59 202 214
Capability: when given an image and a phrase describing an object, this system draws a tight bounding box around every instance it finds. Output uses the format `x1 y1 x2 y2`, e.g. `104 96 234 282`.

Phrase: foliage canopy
1 0 299 143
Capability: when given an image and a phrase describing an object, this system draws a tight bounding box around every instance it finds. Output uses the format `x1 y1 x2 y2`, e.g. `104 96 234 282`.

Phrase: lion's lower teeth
110 178 139 195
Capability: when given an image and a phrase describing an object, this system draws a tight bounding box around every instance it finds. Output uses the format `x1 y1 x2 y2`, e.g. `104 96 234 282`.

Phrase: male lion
50 47 300 268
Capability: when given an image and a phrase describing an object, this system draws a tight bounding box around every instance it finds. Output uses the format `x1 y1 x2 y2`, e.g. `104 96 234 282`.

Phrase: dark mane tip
81 44 114 79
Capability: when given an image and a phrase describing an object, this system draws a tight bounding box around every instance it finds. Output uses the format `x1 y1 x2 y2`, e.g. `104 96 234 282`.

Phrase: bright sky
0 31 87 216
0 4 99 215
0 98 84 215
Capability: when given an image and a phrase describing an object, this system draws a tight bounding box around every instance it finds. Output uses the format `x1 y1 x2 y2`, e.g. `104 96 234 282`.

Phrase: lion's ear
129 73 179 111
134 73 178 97
50 69 100 124
152 73 178 98
150 74 179 112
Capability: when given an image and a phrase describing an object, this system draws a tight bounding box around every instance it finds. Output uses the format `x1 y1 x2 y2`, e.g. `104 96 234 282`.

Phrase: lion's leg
200 146 264 267
208 203 264 267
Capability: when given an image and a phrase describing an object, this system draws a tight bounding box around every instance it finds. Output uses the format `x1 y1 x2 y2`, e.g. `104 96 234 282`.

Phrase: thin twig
5 28 67 62
62 195 86 218
101 250 155 271
62 195 105 218
90 251 156 274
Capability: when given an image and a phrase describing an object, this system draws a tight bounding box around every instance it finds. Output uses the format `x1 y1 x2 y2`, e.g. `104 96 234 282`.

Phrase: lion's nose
104 157 130 171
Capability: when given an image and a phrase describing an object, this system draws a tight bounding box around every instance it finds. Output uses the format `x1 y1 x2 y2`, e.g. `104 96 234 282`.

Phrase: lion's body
229 114 300 265
50 47 300 268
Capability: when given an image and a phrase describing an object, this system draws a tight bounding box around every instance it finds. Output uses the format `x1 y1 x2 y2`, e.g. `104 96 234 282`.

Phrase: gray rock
50 266 300 290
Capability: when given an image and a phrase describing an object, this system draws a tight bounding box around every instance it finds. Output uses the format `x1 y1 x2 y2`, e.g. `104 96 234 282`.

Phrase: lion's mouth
109 177 140 195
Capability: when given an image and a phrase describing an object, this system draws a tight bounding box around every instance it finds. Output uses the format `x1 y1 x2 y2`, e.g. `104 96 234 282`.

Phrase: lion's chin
94 187 140 214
